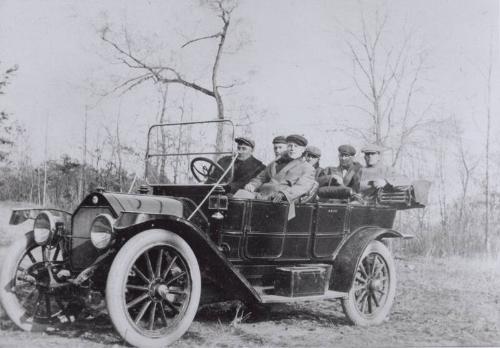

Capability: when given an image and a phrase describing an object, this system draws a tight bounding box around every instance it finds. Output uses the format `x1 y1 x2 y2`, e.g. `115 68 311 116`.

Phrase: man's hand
271 192 285 203
331 174 343 186
372 179 387 188
244 183 256 192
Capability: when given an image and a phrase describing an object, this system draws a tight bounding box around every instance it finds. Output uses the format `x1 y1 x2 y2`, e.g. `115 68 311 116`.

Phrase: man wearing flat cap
272 135 288 159
358 144 401 197
244 134 316 203
317 144 362 199
206 136 265 194
304 145 323 180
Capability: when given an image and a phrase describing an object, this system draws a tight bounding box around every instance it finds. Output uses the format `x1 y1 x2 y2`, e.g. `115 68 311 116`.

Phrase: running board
254 286 348 303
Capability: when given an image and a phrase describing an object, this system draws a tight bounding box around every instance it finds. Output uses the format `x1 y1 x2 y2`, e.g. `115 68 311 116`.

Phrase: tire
341 240 396 326
106 229 201 347
0 232 70 331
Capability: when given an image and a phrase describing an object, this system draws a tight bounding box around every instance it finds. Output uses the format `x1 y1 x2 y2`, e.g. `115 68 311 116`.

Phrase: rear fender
331 226 407 292
114 214 260 304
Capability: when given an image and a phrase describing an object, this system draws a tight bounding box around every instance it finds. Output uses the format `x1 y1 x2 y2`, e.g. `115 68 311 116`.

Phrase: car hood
81 191 183 217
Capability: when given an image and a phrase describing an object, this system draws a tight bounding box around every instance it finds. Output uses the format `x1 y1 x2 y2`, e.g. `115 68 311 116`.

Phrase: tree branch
181 32 222 48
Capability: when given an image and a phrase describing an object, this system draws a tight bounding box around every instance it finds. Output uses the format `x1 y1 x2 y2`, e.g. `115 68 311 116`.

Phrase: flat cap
272 135 287 144
338 144 356 156
361 144 383 153
235 136 255 148
286 134 308 147
305 145 321 157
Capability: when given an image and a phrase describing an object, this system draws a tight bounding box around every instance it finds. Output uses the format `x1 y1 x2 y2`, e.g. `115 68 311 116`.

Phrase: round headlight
90 214 115 250
33 211 56 245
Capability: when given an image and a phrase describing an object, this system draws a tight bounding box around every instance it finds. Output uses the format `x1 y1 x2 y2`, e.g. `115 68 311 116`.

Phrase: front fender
9 208 71 226
114 214 260 304
9 208 71 229
331 226 408 293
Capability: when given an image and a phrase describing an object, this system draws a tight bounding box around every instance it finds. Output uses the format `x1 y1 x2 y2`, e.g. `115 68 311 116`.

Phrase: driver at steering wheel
206 137 265 194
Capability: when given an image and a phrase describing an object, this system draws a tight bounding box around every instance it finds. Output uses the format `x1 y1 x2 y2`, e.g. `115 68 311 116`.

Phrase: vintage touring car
0 120 428 347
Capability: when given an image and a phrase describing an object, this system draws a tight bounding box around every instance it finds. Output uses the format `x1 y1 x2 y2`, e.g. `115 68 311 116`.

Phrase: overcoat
248 156 316 202
359 163 403 197
207 155 265 193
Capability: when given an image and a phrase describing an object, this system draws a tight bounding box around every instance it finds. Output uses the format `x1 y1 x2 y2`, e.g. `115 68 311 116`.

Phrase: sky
0 0 499 171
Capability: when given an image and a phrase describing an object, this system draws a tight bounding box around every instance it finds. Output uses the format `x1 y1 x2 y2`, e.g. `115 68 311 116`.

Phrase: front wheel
0 232 75 331
106 229 201 347
341 240 396 326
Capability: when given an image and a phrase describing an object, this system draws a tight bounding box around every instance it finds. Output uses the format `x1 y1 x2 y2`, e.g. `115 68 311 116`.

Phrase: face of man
237 144 253 161
287 143 305 159
305 154 319 166
273 143 287 158
339 153 354 169
364 152 380 167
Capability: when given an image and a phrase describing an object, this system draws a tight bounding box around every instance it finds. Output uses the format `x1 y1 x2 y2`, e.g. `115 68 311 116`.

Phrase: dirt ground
1 254 499 347
0 203 499 347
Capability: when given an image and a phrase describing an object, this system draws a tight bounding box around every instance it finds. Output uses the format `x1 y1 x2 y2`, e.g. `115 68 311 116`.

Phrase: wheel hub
155 284 170 299
369 279 383 292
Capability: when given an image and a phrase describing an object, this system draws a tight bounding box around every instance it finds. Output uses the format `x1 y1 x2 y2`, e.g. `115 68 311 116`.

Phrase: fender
114 213 261 304
330 226 410 292
9 208 71 226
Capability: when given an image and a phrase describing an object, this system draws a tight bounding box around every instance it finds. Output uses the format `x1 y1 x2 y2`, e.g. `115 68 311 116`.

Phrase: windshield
145 120 236 185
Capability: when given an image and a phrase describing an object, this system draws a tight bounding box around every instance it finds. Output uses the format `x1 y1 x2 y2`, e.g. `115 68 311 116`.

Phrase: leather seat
298 181 319 204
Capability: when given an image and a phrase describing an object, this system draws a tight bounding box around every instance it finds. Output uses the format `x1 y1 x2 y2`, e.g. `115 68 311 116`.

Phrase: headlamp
90 214 115 250
33 211 58 245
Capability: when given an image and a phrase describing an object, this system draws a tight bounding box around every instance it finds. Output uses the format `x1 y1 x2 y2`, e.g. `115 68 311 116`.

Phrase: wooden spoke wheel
0 232 75 331
341 240 396 326
106 229 201 347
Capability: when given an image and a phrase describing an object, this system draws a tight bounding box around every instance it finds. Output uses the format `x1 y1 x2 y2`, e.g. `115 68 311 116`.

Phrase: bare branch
160 77 215 97
181 32 222 48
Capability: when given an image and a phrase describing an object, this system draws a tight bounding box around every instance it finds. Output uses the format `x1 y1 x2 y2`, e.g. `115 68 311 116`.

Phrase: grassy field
0 202 499 347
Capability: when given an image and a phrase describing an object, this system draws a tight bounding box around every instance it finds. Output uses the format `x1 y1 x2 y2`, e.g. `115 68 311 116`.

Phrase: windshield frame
144 119 236 185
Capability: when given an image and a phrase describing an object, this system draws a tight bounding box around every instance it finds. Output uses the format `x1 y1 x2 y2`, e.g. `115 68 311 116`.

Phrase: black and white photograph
0 0 499 347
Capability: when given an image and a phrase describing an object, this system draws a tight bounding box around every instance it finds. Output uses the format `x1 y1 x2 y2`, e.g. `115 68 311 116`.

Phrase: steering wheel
190 157 225 183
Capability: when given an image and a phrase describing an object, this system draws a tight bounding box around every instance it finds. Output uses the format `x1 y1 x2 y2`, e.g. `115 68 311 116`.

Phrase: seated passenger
206 137 265 194
243 134 315 203
359 144 407 198
272 135 288 159
317 144 362 199
303 145 323 180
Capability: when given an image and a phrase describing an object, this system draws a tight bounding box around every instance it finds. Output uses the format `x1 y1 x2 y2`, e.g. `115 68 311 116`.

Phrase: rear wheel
341 240 396 326
106 229 201 347
0 232 75 331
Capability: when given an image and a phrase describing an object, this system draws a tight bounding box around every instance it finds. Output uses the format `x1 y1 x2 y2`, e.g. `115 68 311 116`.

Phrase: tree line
0 1 498 258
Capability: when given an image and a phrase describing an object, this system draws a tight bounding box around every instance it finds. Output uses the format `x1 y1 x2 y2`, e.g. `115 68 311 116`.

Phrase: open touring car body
1 120 429 347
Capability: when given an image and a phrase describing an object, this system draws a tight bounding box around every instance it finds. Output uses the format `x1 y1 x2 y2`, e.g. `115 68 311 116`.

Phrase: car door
243 200 288 259
280 203 315 259
312 202 348 258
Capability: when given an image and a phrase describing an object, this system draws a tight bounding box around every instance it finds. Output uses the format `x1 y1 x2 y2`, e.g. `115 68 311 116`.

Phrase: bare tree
0 62 18 160
99 0 237 151
341 9 437 167
483 37 493 254
453 117 478 232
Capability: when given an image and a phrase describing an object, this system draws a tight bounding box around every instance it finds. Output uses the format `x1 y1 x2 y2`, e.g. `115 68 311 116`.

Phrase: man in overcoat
317 144 362 199
244 134 315 203
206 136 265 194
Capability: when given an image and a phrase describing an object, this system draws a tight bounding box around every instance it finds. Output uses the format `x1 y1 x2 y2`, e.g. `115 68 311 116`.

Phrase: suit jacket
248 156 316 202
318 162 362 190
207 155 265 193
